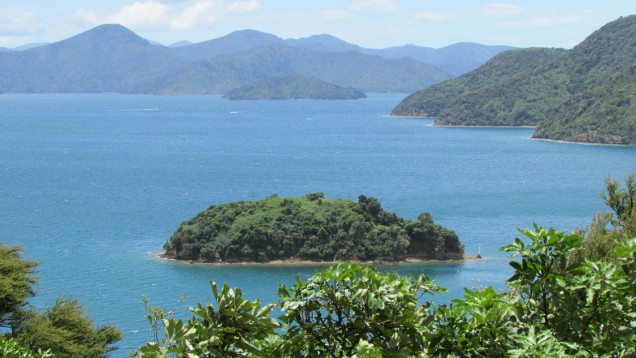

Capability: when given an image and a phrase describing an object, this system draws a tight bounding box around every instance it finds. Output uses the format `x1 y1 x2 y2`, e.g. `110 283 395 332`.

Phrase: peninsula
391 15 636 145
162 193 464 263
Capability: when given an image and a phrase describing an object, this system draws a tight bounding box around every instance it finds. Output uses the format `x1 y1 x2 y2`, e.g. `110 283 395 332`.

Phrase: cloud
0 7 43 36
349 0 397 13
482 3 525 16
73 0 262 31
323 8 354 20
413 11 458 21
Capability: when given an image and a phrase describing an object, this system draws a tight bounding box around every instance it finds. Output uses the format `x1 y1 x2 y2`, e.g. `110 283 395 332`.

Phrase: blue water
0 93 634 355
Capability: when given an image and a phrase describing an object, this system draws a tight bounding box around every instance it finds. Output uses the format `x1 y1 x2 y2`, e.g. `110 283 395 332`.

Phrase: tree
15 297 122 358
277 263 444 357
0 243 39 332
574 173 636 263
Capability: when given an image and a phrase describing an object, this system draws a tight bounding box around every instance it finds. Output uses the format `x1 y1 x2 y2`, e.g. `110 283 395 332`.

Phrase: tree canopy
163 193 464 263
0 242 122 357
0 244 39 331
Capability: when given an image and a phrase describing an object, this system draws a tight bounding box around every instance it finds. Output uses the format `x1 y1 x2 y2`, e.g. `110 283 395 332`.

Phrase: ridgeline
162 193 464 263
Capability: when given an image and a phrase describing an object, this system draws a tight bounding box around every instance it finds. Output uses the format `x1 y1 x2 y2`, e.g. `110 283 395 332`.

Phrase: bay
0 93 634 355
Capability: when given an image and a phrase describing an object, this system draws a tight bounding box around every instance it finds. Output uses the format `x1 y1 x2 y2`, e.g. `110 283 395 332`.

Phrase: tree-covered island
222 76 366 100
162 193 464 263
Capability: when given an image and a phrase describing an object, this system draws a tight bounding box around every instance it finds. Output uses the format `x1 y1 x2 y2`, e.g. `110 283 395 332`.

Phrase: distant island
223 76 366 100
391 15 636 145
162 193 464 263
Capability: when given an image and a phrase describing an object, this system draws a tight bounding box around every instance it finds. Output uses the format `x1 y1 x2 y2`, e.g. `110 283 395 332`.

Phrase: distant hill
392 48 566 117
173 29 282 61
12 42 50 51
0 24 511 95
391 15 636 144
132 44 452 94
168 40 193 48
364 42 515 76
223 76 366 100
172 31 510 76
0 24 181 93
285 34 362 53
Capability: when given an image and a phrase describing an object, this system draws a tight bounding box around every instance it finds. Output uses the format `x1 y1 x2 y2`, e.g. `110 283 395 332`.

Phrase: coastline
157 252 478 266
385 115 537 128
530 137 635 147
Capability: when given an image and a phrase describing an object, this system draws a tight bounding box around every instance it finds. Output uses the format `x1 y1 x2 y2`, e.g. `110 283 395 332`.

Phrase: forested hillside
391 48 565 117
533 63 635 144
391 15 636 144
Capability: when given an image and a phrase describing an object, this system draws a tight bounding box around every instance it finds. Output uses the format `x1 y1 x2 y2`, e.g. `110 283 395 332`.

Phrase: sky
0 0 634 49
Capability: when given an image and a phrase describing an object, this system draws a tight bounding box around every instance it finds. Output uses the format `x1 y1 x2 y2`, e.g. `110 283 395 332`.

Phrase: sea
0 93 634 355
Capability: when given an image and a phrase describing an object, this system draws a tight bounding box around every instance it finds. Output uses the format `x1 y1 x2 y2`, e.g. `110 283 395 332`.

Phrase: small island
162 193 464 263
222 76 367 100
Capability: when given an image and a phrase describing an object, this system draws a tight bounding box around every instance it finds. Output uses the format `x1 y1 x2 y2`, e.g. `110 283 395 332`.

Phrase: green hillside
162 193 464 263
391 15 636 143
533 62 636 144
391 48 565 117
223 76 366 100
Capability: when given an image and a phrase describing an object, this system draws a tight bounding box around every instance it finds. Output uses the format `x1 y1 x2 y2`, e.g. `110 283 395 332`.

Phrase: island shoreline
157 252 479 266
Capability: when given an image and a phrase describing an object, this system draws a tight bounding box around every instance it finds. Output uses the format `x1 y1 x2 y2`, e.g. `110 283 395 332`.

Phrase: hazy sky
0 0 634 49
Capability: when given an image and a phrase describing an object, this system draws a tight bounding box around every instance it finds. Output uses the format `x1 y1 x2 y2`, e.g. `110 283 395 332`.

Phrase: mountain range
392 15 635 145
0 24 513 95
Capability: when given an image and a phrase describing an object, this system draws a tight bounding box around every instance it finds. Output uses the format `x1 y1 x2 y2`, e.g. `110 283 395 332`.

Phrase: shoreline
389 115 634 145
157 252 479 266
530 137 635 147
385 115 537 128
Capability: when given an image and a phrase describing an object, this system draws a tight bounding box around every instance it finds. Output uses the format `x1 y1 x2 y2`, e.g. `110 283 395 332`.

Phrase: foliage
277 262 444 357
133 282 280 357
163 193 464 263
0 337 54 358
427 286 519 357
222 76 366 100
573 173 636 263
0 242 122 357
14 297 122 358
133 263 445 357
0 244 39 331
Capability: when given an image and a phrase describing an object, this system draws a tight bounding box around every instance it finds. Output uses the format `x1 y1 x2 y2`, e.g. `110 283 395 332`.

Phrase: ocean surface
0 93 634 355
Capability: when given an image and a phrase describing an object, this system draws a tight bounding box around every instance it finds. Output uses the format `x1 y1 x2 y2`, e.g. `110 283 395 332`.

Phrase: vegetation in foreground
137 174 636 357
0 244 122 357
163 193 464 263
